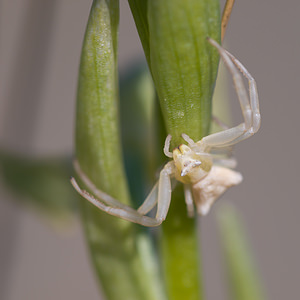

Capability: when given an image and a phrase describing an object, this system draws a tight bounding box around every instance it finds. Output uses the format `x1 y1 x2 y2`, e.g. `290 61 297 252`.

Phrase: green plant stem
161 185 202 300
75 1 165 300
148 1 220 299
129 1 220 299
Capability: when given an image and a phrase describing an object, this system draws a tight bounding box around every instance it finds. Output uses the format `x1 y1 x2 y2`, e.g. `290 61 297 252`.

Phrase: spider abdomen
192 166 243 215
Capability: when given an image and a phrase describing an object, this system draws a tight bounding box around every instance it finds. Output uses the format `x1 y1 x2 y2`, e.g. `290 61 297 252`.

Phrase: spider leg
208 49 261 147
214 51 261 147
184 184 195 217
137 182 158 215
163 134 173 158
155 162 174 222
71 160 174 227
225 49 260 133
181 133 196 146
71 178 160 226
73 160 129 209
210 147 237 168
212 156 237 169
199 38 260 149
137 162 175 221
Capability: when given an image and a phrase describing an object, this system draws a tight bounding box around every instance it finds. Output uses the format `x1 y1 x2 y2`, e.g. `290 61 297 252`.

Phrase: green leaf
217 205 266 300
0 151 76 221
75 1 165 300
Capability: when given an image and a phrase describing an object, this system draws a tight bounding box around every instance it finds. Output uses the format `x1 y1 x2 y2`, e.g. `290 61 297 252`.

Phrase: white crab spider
70 38 260 227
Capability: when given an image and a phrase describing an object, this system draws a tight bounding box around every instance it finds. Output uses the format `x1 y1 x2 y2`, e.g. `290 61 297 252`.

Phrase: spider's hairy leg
225 50 261 132
137 161 175 219
200 38 260 148
181 133 195 146
71 177 160 226
71 160 175 227
155 161 174 222
184 184 195 217
73 160 130 209
213 156 237 169
209 146 237 169
137 182 158 215
164 134 173 158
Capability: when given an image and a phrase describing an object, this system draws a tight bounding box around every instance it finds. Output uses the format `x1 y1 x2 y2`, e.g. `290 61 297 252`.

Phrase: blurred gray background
0 0 299 299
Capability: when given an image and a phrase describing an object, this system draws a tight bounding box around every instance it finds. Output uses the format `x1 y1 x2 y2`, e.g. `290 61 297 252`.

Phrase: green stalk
160 184 202 300
129 1 220 299
75 1 165 300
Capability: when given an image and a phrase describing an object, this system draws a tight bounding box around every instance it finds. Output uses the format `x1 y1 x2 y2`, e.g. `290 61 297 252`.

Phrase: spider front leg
71 160 174 227
137 161 174 221
200 38 261 149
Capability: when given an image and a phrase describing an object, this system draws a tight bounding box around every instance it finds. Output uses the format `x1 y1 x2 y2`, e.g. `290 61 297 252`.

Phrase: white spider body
71 38 261 227
171 142 242 216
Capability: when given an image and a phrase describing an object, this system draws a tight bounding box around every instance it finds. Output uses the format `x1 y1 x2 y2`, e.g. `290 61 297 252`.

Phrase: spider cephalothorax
172 144 212 184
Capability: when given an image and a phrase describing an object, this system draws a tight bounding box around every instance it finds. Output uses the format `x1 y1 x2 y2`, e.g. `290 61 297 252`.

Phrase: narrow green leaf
76 1 165 300
76 0 125 193
218 205 266 300
0 151 76 221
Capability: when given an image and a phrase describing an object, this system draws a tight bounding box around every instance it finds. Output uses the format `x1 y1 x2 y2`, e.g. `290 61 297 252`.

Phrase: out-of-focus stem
218 205 266 300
